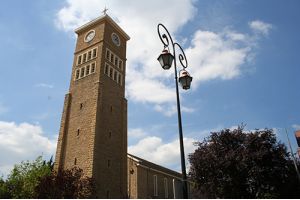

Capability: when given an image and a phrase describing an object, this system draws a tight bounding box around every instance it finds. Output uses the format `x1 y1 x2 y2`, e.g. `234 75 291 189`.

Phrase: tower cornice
75 14 130 41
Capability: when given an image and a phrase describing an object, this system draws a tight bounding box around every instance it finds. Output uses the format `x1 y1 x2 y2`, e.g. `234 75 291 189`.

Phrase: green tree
35 167 95 198
5 156 52 198
0 177 11 198
189 126 300 198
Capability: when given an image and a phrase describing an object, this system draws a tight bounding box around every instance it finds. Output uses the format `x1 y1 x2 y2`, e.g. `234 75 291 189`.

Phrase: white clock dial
111 33 120 46
84 30 95 43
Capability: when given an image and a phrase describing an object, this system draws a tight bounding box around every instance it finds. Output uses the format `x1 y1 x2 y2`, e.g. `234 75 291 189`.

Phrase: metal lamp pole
157 23 191 199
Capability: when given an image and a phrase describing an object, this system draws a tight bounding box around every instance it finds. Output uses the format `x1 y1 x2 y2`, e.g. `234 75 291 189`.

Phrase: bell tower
54 14 130 198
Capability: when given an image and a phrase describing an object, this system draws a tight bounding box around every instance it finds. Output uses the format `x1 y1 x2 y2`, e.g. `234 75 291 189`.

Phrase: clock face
111 33 120 46
84 30 95 43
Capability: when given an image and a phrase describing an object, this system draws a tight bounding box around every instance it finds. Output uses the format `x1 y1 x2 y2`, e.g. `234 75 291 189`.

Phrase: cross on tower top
102 7 108 15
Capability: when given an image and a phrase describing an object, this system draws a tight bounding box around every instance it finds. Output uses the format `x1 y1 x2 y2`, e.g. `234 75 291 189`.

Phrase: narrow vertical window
153 175 158 196
114 57 118 66
109 131 112 138
91 63 95 73
118 60 122 70
110 53 114 63
109 67 113 78
164 178 168 198
80 67 85 78
119 74 123 86
106 49 110 59
83 53 87 63
92 48 97 58
117 73 121 84
77 128 80 136
74 158 77 165
86 65 90 75
75 69 80 80
113 71 117 81
78 55 82 65
107 160 111 168
88 51 92 60
104 64 109 75
80 103 83 110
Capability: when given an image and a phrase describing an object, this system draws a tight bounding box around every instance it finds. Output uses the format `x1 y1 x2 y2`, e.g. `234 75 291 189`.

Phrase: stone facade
54 14 186 199
128 154 185 199
54 14 129 198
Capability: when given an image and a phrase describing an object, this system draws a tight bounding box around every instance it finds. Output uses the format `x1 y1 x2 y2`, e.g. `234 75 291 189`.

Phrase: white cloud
34 83 54 89
55 1 272 116
292 124 300 130
249 20 273 36
127 77 175 104
186 30 252 87
154 104 194 117
0 121 56 177
128 136 197 171
55 0 196 32
128 128 147 139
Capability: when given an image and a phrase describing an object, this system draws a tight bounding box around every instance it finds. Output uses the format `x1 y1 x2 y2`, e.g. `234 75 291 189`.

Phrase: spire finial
102 7 108 15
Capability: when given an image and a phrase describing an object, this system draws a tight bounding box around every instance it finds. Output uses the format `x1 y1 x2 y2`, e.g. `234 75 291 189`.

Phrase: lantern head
157 49 174 70
179 69 193 90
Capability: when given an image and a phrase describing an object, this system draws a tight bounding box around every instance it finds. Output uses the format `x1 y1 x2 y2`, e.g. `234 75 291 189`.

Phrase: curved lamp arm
157 23 188 70
174 43 188 69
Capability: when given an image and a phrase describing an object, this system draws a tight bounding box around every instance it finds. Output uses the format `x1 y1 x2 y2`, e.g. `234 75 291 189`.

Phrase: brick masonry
54 15 129 198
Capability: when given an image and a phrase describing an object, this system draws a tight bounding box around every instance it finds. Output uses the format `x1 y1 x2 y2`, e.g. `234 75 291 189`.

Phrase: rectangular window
83 53 87 63
110 53 114 63
117 73 121 84
119 74 123 86
92 48 97 58
109 67 113 78
118 60 122 70
164 178 168 198
87 51 92 60
80 67 85 78
75 69 80 80
106 49 110 59
77 55 82 65
104 64 109 75
86 65 90 75
153 175 158 196
113 71 117 81
114 57 118 66
91 63 95 73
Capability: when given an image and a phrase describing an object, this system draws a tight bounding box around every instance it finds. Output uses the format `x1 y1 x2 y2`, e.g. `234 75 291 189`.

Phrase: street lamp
157 23 192 199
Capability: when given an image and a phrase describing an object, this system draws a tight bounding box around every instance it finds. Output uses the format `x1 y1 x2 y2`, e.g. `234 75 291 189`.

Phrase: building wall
127 155 184 199
128 157 138 198
54 15 129 198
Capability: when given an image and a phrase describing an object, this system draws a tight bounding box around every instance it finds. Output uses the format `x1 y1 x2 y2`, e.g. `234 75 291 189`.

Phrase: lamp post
157 23 192 199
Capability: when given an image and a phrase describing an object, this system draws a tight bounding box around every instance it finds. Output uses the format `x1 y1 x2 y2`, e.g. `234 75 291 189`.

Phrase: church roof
75 14 130 41
128 153 182 179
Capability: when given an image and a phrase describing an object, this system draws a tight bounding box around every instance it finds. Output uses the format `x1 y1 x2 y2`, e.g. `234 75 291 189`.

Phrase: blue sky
0 0 300 175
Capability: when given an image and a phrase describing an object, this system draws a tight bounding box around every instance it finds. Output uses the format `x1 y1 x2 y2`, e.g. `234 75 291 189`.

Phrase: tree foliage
0 156 94 199
0 177 11 198
35 167 95 198
4 156 53 198
189 126 300 198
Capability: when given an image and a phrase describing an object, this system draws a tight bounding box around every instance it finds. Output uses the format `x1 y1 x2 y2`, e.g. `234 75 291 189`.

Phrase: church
53 13 187 198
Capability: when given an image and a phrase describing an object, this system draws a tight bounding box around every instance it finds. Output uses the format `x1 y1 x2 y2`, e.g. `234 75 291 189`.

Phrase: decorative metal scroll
157 23 188 69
